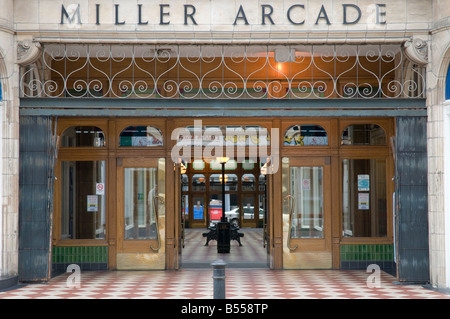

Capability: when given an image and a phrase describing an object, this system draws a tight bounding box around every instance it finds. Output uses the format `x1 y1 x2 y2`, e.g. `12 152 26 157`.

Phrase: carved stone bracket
404 37 428 65
17 40 41 66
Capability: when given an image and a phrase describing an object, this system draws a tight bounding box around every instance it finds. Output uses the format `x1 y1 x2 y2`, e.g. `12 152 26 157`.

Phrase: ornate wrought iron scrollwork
20 44 426 100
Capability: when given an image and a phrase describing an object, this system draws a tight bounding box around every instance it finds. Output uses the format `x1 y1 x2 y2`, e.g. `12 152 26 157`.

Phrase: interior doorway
179 158 270 268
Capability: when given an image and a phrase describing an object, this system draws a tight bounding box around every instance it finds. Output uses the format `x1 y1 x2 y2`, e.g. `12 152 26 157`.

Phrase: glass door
116 158 165 269
282 157 332 269
190 174 207 227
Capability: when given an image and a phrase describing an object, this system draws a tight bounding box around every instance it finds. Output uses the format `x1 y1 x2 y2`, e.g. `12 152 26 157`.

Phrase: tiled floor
0 268 449 299
182 228 268 268
1 228 449 300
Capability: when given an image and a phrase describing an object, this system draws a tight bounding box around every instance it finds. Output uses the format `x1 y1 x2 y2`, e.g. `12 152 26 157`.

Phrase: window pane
210 159 237 170
124 168 158 239
242 196 255 220
182 194 189 226
61 126 105 147
341 124 386 145
242 174 255 191
342 159 387 237
209 174 238 191
191 160 205 171
119 126 163 147
290 167 323 238
210 194 238 225
259 193 265 227
192 174 206 191
61 161 106 239
193 196 205 221
259 174 266 191
284 125 328 146
289 166 324 238
242 160 255 170
182 174 189 192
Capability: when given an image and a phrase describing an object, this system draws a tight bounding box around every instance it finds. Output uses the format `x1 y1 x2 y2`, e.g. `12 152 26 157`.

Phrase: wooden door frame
116 157 161 253
287 156 332 253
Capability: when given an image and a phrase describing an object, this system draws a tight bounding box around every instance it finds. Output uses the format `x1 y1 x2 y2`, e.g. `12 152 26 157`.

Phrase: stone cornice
18 29 429 45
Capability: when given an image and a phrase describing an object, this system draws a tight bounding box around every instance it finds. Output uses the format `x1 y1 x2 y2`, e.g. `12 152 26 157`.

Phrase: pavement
0 268 449 300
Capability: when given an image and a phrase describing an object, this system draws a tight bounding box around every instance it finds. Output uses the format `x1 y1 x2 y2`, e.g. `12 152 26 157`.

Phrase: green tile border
340 244 393 262
52 246 108 264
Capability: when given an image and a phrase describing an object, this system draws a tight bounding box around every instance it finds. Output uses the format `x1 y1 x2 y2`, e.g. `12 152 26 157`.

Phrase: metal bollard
211 259 227 299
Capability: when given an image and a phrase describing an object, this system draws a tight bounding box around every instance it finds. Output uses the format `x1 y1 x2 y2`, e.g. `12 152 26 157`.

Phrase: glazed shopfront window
61 126 105 147
119 126 163 147
342 158 387 238
284 125 328 146
60 161 106 239
341 124 386 145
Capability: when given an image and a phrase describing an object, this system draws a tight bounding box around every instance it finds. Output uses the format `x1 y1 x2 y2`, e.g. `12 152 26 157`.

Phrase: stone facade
1 0 450 289
427 0 450 289
0 0 19 287
12 0 431 43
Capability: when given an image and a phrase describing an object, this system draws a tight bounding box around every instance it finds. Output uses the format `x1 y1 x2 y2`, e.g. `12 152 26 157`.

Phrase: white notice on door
358 193 369 210
87 195 98 212
96 183 105 195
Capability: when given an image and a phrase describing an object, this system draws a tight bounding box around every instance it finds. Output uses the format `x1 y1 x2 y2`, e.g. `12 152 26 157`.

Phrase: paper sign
358 175 370 191
87 195 98 212
302 179 311 191
358 193 369 210
96 183 105 195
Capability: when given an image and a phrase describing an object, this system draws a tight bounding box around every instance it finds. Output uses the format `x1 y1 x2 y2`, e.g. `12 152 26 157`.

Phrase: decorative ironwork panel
20 44 425 99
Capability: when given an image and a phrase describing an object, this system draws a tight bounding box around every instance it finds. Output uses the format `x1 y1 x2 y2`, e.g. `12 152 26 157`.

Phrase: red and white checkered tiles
2 229 448 299
182 228 267 267
0 269 449 299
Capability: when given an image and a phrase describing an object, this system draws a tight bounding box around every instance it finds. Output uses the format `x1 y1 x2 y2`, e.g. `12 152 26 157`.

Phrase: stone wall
0 0 19 288
427 0 450 289
13 0 431 43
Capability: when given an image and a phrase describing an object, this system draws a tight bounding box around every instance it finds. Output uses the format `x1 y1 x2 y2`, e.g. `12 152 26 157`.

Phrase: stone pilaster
427 0 450 288
0 0 19 289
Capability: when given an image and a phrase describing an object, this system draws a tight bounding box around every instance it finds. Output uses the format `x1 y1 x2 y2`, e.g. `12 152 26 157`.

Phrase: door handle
284 195 298 251
182 201 185 249
263 209 266 249
151 195 163 252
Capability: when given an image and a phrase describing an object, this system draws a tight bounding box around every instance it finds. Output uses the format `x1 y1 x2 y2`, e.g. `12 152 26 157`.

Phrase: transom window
61 126 105 147
119 126 163 147
284 124 328 146
341 124 386 145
